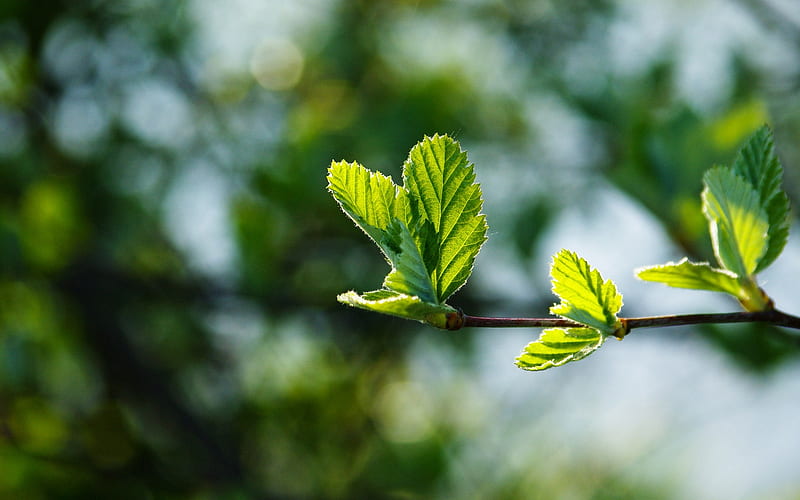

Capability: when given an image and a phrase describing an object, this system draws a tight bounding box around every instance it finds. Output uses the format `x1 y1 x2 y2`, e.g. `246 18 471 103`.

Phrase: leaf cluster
637 126 789 311
516 250 623 371
327 134 487 329
329 126 792 371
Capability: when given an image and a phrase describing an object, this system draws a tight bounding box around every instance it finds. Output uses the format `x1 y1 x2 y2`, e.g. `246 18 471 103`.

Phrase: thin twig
461 316 580 329
459 309 800 332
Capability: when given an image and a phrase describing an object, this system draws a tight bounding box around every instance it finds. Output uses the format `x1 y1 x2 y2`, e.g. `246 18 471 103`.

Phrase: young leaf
515 327 605 371
636 258 741 295
328 135 488 324
702 166 769 276
403 134 488 302
730 126 790 273
732 126 783 208
759 192 790 273
337 290 456 328
381 219 437 303
549 249 623 335
327 160 409 260
637 127 787 311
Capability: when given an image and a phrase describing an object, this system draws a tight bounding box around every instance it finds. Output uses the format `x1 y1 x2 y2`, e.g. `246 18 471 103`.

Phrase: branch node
445 309 465 330
612 319 630 340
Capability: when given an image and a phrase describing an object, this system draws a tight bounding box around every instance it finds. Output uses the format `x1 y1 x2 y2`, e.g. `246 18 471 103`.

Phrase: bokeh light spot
52 86 110 158
250 38 304 91
121 78 193 150
373 381 435 443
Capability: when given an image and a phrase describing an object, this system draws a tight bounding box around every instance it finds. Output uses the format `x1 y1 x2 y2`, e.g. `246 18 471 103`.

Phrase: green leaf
759 192 790 273
327 160 409 260
328 135 488 318
730 126 790 273
702 166 769 276
636 258 741 295
337 290 456 328
637 127 787 311
732 126 783 207
515 327 606 371
403 134 488 302
549 249 623 334
381 219 437 303
328 160 438 302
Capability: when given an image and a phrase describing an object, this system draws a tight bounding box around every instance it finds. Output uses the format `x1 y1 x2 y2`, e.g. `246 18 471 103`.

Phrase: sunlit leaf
702 166 769 276
337 290 456 328
382 219 437 303
759 192 790 273
730 125 790 273
732 126 783 208
403 134 488 302
638 127 787 311
328 135 488 316
549 249 622 334
328 160 439 303
327 160 409 260
636 258 741 295
515 327 605 371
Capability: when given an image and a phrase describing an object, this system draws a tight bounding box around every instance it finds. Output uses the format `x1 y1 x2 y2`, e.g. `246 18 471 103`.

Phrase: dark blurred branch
56 257 247 487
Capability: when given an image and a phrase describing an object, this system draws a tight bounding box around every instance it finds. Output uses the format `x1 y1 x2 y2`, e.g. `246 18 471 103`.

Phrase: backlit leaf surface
515 327 605 371
636 258 741 295
328 135 487 323
549 249 622 334
702 167 768 276
327 160 408 260
337 290 455 328
403 135 488 302
730 126 789 273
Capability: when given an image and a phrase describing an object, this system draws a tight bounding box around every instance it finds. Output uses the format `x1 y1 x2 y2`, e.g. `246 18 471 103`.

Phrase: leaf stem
460 309 800 332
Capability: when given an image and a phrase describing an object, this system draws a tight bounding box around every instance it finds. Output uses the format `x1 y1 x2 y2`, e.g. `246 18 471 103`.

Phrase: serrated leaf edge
549 249 623 334
702 166 769 277
635 258 741 294
515 327 606 371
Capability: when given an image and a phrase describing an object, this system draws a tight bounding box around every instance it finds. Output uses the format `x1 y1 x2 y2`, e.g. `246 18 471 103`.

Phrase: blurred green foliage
1 0 799 498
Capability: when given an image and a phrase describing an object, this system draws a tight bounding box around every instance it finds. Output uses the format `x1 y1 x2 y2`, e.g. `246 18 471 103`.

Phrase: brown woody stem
457 309 800 332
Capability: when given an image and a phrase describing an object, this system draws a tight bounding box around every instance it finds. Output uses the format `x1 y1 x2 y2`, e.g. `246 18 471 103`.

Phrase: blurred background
1 0 800 498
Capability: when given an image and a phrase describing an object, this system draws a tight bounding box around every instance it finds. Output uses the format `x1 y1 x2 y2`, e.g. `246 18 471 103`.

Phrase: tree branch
458 309 800 332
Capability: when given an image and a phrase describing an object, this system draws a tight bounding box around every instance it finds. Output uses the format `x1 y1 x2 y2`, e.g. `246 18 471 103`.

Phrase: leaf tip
336 290 359 306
